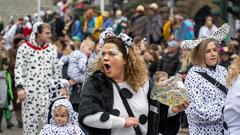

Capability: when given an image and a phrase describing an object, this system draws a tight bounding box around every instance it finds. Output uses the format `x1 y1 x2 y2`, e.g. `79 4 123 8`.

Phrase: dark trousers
166 113 181 135
180 111 189 128
70 83 82 112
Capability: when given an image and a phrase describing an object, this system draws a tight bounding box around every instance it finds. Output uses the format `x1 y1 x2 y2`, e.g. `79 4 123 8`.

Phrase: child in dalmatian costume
14 22 62 135
40 98 85 135
43 78 71 124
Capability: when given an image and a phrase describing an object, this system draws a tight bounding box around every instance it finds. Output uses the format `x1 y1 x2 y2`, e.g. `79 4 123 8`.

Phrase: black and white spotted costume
14 22 62 135
79 71 171 135
40 98 85 135
185 65 227 134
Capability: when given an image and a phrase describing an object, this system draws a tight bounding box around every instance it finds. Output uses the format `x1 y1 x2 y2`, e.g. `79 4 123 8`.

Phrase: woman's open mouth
103 64 111 73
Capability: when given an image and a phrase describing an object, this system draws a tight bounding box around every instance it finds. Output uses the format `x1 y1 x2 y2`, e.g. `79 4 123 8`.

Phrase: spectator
8 34 26 128
198 16 218 39
146 3 163 44
131 5 147 39
112 9 128 35
60 38 95 112
0 36 14 132
153 71 181 135
174 15 195 42
157 40 180 76
23 16 32 38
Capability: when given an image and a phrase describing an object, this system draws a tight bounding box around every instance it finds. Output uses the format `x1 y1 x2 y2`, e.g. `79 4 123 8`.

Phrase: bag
150 75 188 106
195 71 227 95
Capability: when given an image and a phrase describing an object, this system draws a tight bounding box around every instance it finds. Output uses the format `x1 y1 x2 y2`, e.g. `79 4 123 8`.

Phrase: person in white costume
15 22 62 135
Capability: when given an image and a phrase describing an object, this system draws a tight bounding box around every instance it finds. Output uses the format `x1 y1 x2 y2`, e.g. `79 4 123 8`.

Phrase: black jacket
78 71 169 135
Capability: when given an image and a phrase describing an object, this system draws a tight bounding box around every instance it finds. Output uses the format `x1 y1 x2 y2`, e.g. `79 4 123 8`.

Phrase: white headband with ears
180 23 230 49
99 27 133 54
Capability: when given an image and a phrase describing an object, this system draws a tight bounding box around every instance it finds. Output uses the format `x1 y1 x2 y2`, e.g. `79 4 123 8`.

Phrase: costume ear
99 27 115 46
210 23 230 42
180 38 204 49
180 23 230 49
118 33 133 47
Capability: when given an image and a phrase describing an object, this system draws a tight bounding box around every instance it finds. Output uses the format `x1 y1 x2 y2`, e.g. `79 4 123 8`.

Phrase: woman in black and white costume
78 28 189 135
181 23 230 135
15 22 62 135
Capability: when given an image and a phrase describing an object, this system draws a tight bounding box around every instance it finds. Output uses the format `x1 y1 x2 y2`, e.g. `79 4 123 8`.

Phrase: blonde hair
73 41 81 50
91 41 148 92
226 56 240 87
180 49 192 71
54 105 69 115
153 71 168 81
81 38 95 49
191 38 219 67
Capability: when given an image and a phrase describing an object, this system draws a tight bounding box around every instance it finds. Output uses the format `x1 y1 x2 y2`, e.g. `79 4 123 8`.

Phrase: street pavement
0 113 189 135
0 115 23 135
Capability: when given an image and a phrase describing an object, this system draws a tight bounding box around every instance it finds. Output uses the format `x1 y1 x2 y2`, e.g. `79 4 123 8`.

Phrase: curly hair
90 36 148 92
226 56 240 87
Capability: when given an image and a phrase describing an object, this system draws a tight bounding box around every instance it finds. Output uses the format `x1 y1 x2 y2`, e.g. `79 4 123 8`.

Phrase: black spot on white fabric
120 88 133 99
112 109 120 116
139 114 147 125
100 112 110 122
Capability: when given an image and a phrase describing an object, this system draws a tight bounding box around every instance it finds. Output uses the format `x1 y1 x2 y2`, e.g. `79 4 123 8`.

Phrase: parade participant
181 23 230 134
224 57 240 135
48 79 71 103
40 98 85 135
15 22 62 135
78 28 188 135
42 79 70 125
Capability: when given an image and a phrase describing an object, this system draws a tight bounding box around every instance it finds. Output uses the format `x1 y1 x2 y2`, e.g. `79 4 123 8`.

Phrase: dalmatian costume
181 23 230 134
40 98 85 135
43 79 70 124
14 22 62 135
